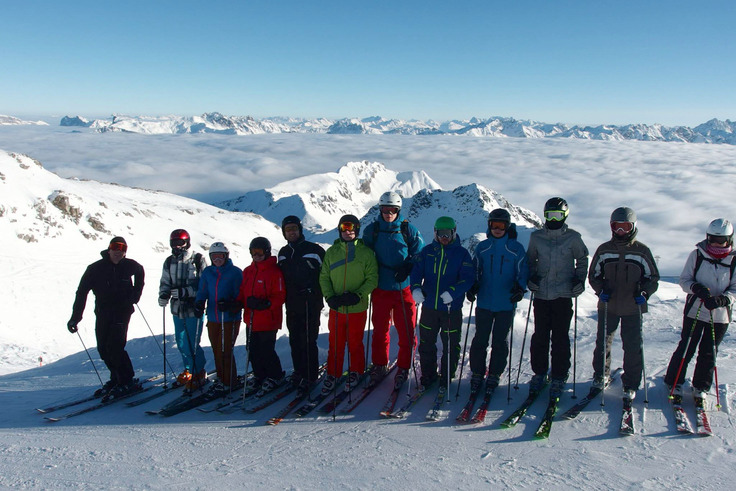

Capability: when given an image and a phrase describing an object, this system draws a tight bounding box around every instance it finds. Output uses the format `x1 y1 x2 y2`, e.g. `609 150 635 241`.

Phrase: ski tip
44 417 61 423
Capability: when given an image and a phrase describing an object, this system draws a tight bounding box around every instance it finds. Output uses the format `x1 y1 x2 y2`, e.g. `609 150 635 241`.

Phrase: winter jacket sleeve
409 245 428 291
638 244 660 298
407 223 425 259
587 246 605 295
355 247 379 300
573 235 589 284
452 247 476 297
515 244 529 290
70 265 94 323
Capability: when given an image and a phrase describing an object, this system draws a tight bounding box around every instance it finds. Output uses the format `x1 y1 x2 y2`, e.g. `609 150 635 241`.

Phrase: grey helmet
610 207 637 224
706 218 734 246
378 191 402 209
209 241 229 259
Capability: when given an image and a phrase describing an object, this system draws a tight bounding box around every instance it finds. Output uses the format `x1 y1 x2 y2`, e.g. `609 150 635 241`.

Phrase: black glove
703 295 729 310
67 320 78 333
246 296 271 310
527 275 541 292
571 279 585 297
509 283 526 303
340 292 361 306
327 296 342 310
194 301 205 318
394 261 415 282
218 299 244 313
691 283 711 300
466 282 479 302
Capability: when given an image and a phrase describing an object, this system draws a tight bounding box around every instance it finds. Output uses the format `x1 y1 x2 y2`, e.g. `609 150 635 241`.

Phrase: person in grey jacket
526 197 589 400
664 218 736 402
588 208 659 402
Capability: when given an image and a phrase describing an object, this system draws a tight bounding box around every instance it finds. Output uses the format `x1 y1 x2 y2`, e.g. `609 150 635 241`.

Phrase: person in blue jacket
466 209 529 395
410 216 475 391
194 241 243 393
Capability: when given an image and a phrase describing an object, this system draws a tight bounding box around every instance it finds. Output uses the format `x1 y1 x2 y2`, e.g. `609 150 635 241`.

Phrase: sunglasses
489 220 508 231
339 222 357 232
436 229 454 239
380 206 399 215
611 221 634 234
545 210 568 221
170 239 187 247
109 242 127 252
250 248 266 256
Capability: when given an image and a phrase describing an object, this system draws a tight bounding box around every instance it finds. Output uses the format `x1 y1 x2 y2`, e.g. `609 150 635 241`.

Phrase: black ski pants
592 309 643 390
95 309 135 385
250 330 284 381
285 304 321 383
418 307 462 382
469 308 514 378
530 297 573 381
664 315 727 392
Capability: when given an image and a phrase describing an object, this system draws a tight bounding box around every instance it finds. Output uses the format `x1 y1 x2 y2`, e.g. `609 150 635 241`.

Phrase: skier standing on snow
194 242 242 394
158 229 209 392
526 197 588 400
664 218 736 401
588 207 659 402
237 237 287 397
411 216 475 390
67 236 145 399
277 216 325 395
363 191 424 389
319 215 378 396
466 209 529 395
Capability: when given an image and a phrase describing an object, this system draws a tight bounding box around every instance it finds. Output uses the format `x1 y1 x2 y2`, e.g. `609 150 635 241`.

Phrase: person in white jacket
664 218 736 401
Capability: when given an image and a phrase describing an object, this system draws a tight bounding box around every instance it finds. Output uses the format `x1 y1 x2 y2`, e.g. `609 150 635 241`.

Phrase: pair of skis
670 394 713 436
456 383 497 424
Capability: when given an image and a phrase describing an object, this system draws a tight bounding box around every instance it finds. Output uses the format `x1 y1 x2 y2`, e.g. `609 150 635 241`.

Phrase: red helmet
170 229 191 250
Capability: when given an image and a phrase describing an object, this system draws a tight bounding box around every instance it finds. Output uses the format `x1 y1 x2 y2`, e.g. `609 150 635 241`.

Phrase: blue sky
2 1 734 126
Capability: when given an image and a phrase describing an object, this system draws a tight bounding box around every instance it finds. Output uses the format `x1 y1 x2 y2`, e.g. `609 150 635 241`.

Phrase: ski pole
76 330 104 387
398 286 416 389
136 304 176 378
305 299 311 385
507 307 515 404
331 308 340 421
669 302 702 399
710 311 721 409
344 302 352 411
446 304 451 402
408 305 420 394
572 297 578 399
455 298 473 399
364 298 372 387
241 310 254 405
229 319 237 397
639 304 648 406
514 292 533 389
162 306 167 390
600 302 608 407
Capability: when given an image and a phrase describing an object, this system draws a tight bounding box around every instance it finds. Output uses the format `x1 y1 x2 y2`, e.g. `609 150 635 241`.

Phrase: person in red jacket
237 237 287 398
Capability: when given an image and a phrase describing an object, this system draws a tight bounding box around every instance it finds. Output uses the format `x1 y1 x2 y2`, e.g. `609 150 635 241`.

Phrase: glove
571 279 585 297
340 292 361 306
466 282 479 302
193 301 205 318
67 320 78 333
509 283 526 303
527 275 540 292
219 299 244 312
634 291 648 305
440 291 453 305
412 288 425 304
326 296 342 310
246 296 271 310
158 293 170 307
599 288 612 303
394 261 415 282
704 295 729 310
691 283 711 300
170 288 188 300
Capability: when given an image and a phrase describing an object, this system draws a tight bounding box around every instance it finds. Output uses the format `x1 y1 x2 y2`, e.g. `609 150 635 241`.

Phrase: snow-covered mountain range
52 112 736 144
0 115 48 126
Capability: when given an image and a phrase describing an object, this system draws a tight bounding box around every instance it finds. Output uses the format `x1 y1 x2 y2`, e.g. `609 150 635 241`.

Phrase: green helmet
434 216 456 230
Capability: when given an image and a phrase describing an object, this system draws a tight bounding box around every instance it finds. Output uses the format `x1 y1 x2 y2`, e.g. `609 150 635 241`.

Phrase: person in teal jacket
466 209 529 395
319 215 379 396
410 216 475 390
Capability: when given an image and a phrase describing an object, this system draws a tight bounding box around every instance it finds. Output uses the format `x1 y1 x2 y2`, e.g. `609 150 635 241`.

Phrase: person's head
170 229 191 257
281 215 303 243
610 207 637 241
434 216 456 246
249 237 272 262
108 236 127 264
543 197 569 230
209 241 229 267
338 214 361 242
378 191 402 223
706 218 734 247
488 208 511 239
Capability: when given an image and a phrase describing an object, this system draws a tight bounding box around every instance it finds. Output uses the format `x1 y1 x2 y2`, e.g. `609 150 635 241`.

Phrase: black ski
37 374 161 414
319 372 368 414
426 386 448 421
45 383 150 422
559 367 623 420
500 381 548 428
294 373 347 418
342 362 397 414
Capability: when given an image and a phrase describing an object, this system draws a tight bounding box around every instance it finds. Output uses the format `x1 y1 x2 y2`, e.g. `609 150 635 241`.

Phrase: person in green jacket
319 214 379 396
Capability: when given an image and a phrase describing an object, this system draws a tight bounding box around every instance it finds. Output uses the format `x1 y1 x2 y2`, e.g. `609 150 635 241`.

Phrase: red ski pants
326 310 367 377
370 287 416 370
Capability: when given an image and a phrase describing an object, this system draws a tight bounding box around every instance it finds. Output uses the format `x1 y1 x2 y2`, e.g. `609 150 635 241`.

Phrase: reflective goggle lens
109 242 127 252
170 239 187 247
436 229 454 239
545 210 568 221
250 248 265 256
489 220 508 230
708 235 729 244
380 206 399 215
339 222 357 232
611 221 634 234
210 252 226 260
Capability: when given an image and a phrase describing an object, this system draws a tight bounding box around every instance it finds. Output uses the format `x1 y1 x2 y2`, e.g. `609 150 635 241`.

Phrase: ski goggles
435 229 454 239
209 252 226 260
380 206 399 215
489 220 508 231
339 222 357 232
544 210 568 222
708 234 729 244
250 248 266 256
170 238 187 247
610 221 634 234
109 242 127 252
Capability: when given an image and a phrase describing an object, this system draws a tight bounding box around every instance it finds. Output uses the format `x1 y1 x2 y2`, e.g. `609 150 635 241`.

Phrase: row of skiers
66 191 736 407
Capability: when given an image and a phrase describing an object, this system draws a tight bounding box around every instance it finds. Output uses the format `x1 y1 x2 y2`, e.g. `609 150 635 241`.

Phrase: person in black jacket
277 216 326 393
67 237 145 398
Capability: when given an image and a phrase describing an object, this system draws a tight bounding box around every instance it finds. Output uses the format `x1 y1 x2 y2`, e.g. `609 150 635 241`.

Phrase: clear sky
2 0 734 126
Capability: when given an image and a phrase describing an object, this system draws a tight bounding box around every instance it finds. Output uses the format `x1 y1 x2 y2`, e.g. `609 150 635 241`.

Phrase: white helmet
379 191 402 209
209 241 229 257
706 218 734 245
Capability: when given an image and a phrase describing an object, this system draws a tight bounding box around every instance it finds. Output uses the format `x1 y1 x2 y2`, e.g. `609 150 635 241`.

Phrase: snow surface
1 130 736 489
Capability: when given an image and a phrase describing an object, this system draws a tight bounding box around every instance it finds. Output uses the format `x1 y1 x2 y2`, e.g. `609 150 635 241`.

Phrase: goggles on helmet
611 221 634 234
109 242 127 252
339 222 357 232
435 229 454 239
380 206 399 216
708 234 729 245
170 238 188 248
545 210 568 222
209 252 226 260
489 220 508 231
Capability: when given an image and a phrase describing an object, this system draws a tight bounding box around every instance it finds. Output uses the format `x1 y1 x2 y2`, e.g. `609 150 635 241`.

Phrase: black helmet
543 197 569 227
249 237 272 257
488 208 511 223
281 215 303 238
338 214 361 240
170 229 191 250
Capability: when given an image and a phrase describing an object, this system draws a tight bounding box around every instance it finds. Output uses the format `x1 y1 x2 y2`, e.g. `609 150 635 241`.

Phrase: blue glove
634 294 647 305
599 291 611 303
